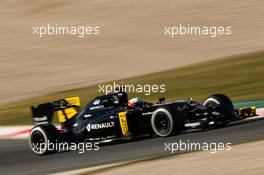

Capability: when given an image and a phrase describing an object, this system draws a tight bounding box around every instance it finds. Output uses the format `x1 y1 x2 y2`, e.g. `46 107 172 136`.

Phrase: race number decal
118 112 131 136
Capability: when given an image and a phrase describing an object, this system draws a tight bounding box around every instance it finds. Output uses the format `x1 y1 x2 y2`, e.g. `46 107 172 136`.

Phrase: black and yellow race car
29 92 256 155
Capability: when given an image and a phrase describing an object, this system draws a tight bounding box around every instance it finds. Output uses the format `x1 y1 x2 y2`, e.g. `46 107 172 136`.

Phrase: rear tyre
203 94 234 126
151 107 184 137
29 124 59 155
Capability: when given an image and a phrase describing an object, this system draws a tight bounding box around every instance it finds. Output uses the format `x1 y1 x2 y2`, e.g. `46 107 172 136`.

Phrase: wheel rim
154 112 171 135
31 131 46 153
205 101 224 114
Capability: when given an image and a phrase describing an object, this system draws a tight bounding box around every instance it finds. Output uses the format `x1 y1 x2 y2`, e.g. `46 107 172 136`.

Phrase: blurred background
0 0 263 125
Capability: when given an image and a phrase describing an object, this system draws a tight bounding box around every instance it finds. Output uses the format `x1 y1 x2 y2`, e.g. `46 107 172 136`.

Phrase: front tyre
203 93 234 126
29 124 59 155
151 107 184 137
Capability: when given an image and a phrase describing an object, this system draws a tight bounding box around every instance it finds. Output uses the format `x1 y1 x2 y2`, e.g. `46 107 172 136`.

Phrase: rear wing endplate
31 97 81 124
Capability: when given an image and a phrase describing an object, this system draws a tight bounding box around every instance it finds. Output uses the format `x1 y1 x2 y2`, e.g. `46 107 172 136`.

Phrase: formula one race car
29 92 256 155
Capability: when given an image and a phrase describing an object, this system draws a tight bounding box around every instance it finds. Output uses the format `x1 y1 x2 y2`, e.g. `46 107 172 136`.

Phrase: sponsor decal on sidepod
87 122 115 132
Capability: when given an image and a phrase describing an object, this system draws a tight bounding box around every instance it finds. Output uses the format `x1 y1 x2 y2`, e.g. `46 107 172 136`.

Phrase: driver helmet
128 97 143 108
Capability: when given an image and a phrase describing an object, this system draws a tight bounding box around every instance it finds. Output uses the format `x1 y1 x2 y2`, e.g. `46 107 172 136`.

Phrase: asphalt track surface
1 118 264 175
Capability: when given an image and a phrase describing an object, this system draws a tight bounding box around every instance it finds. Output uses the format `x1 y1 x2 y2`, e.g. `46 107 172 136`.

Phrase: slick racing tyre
203 94 234 126
29 124 59 155
151 107 184 137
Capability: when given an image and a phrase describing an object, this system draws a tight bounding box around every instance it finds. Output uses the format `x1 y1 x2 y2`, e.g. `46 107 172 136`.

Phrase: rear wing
31 97 81 124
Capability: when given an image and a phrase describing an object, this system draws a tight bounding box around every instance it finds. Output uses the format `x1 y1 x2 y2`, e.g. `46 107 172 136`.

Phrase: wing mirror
158 97 165 103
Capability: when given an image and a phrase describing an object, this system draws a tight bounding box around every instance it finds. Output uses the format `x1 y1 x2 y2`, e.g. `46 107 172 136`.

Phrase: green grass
0 51 264 125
